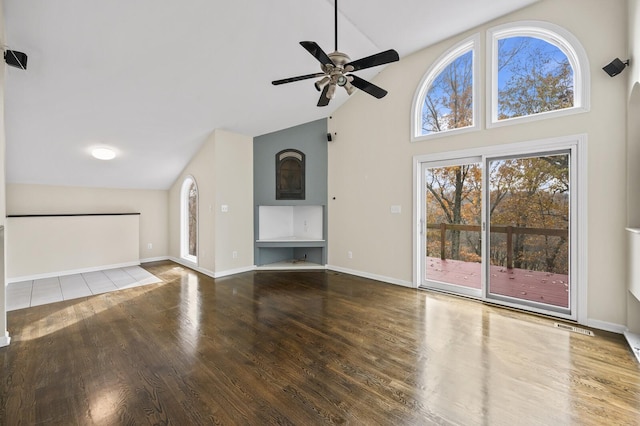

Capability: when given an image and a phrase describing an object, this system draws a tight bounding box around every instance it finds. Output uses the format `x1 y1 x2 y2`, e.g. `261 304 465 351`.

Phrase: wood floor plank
1 261 639 425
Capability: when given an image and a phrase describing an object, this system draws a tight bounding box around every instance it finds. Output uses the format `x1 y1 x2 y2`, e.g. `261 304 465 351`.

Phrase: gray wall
253 118 328 265
254 118 328 206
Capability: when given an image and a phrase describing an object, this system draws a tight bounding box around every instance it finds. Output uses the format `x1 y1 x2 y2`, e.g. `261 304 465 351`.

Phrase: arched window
180 176 198 263
488 21 590 126
412 35 479 141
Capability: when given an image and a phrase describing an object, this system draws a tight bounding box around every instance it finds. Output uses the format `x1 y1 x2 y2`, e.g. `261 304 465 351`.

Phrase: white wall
169 137 216 270
6 184 169 262
328 0 628 328
6 214 140 280
168 129 254 277
627 0 640 334
212 130 254 274
0 0 9 346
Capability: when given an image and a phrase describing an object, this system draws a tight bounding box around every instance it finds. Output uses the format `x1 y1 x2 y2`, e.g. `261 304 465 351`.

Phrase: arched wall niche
628 82 640 227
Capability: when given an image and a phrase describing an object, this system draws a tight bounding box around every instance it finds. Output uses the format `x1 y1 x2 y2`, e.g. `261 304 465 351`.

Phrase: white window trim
412 134 588 324
180 175 198 265
486 20 591 128
411 34 480 142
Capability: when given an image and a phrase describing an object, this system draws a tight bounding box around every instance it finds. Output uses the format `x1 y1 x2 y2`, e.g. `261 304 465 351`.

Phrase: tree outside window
421 50 474 135
181 176 198 262
497 36 574 120
187 180 197 257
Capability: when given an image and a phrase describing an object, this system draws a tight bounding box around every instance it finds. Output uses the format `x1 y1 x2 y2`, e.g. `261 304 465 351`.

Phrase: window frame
486 21 590 128
180 175 198 265
411 34 481 142
412 133 588 323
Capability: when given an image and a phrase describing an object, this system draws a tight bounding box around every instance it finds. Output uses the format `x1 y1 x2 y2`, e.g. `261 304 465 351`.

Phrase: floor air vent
554 322 594 336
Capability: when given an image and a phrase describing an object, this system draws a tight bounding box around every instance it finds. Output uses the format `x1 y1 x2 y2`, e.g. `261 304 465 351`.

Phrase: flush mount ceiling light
91 147 116 160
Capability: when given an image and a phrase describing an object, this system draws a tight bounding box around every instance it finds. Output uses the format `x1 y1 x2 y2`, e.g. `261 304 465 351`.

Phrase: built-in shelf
255 205 326 267
257 237 325 242
255 260 326 271
258 205 323 240
256 238 325 249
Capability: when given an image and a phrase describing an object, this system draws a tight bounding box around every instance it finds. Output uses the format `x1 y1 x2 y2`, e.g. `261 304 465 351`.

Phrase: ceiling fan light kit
272 0 399 107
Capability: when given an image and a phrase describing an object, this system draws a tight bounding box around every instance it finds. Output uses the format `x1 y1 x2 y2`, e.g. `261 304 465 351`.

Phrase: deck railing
426 223 568 269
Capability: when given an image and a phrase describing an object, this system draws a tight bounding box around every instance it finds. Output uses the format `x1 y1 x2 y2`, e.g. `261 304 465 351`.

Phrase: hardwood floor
1 260 639 425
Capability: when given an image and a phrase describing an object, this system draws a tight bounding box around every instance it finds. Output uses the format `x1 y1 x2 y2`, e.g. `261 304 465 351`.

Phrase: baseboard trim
327 265 415 288
0 331 11 347
169 257 208 276
586 318 627 334
168 257 255 279
169 256 195 268
7 261 141 284
140 256 170 264
213 266 256 278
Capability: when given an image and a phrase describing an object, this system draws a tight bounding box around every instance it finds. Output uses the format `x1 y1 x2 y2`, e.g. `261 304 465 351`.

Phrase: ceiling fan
271 0 400 107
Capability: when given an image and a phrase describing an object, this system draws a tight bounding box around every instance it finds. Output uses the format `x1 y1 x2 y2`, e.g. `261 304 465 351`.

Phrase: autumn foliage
426 154 569 275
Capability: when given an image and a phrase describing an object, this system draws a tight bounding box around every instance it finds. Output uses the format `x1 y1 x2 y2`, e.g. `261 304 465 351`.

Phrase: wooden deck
426 256 569 308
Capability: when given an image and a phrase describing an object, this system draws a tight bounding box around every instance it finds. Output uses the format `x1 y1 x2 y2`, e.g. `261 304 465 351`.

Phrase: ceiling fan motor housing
270 0 399 106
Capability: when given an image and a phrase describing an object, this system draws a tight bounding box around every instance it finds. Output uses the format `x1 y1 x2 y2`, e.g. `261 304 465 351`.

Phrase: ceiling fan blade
317 85 331 107
345 49 399 72
349 74 388 99
272 72 326 86
300 41 335 66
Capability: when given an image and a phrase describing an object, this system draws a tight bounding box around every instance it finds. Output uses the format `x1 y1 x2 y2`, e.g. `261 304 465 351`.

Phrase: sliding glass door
419 145 577 318
422 158 483 297
486 152 571 314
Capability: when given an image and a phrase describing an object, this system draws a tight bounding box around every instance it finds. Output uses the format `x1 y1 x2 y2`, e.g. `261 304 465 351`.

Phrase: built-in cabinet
255 205 326 268
253 119 328 269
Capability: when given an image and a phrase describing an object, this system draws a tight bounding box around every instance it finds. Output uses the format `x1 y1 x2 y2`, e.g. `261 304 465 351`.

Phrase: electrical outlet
147 243 153 250
232 251 238 259
221 204 229 213
348 251 353 259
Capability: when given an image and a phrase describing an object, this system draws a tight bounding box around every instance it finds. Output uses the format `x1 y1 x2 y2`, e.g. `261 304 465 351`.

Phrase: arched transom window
488 21 590 126
412 36 479 141
411 22 589 140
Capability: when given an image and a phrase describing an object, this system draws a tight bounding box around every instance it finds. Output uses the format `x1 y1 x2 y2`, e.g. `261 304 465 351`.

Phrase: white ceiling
3 0 538 190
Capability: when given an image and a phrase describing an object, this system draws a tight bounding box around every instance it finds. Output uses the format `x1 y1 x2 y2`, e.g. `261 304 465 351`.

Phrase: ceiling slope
3 0 538 189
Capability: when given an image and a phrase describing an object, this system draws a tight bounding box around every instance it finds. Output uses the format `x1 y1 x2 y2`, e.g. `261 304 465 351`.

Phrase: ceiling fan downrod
334 0 338 52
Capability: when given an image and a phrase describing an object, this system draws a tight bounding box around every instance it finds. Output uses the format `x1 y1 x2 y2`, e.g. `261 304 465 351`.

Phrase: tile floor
6 266 162 311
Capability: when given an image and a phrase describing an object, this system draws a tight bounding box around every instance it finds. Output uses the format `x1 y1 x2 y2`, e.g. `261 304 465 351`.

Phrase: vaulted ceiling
3 0 538 189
